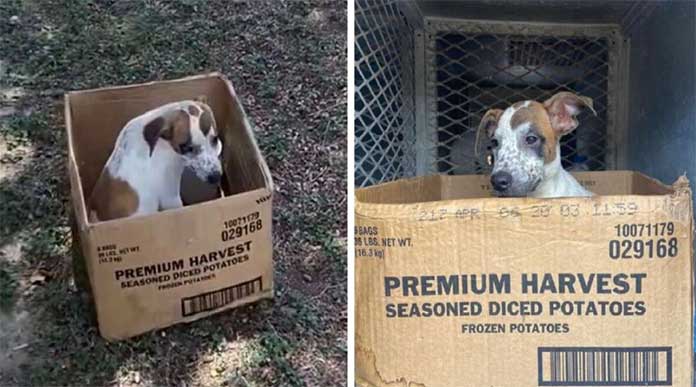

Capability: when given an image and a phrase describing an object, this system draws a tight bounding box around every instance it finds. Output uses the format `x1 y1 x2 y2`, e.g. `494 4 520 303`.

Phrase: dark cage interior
434 32 609 174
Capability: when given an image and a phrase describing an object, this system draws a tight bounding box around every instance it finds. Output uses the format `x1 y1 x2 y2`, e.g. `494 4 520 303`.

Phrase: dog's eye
211 135 219 146
525 135 539 145
491 139 499 148
180 143 193 154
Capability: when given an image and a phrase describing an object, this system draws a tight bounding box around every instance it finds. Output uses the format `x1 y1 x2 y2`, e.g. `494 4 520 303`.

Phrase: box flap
357 171 677 207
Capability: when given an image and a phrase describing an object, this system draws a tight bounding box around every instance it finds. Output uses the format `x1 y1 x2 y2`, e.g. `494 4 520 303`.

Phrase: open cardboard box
66 73 274 340
355 171 693 386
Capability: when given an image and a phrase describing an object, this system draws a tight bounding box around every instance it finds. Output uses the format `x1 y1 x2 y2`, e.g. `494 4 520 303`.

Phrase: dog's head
143 96 223 184
477 91 595 197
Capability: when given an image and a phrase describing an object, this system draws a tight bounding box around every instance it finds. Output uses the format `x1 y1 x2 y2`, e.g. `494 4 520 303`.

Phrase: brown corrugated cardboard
66 73 274 341
355 171 693 386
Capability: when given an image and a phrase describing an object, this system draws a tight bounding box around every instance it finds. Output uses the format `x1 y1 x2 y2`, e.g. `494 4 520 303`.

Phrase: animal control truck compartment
355 0 695 385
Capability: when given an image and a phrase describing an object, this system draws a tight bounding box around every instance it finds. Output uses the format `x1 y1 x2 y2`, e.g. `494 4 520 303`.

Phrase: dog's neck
529 143 591 198
107 124 185 189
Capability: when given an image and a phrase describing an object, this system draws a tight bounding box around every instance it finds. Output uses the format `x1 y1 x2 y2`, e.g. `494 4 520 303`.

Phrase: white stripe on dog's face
489 101 553 196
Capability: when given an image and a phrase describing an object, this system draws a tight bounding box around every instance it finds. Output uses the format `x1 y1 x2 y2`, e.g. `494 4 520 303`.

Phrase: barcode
181 276 262 317
538 347 672 386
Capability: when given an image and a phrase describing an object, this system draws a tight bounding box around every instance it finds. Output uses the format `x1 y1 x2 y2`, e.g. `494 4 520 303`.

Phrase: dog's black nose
206 172 221 185
490 171 512 192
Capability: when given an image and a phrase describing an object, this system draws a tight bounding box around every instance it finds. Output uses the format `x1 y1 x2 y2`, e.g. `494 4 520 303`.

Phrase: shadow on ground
0 0 346 386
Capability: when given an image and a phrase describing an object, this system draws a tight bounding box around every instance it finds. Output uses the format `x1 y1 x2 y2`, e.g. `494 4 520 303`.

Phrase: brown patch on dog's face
198 104 215 136
188 105 200 116
489 101 555 196
162 110 192 153
88 169 139 222
511 101 527 110
143 110 192 155
509 101 557 163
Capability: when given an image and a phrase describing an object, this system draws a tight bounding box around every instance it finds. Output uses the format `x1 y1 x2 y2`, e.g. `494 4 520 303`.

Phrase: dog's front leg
158 169 185 211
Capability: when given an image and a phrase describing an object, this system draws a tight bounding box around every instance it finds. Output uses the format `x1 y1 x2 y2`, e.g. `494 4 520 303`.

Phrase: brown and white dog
88 97 222 222
477 91 596 198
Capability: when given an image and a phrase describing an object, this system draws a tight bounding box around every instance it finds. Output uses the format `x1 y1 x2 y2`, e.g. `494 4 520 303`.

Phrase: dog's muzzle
490 171 512 193
206 171 221 185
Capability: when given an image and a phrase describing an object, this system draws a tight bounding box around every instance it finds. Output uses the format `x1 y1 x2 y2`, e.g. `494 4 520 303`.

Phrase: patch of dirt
0 241 23 263
285 264 333 299
0 309 32 382
0 86 25 101
0 136 33 180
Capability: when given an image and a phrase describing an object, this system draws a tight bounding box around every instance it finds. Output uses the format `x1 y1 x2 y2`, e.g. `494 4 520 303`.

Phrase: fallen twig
12 343 29 351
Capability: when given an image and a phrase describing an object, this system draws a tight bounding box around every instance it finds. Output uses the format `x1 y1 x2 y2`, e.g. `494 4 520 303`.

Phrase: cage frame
355 0 632 187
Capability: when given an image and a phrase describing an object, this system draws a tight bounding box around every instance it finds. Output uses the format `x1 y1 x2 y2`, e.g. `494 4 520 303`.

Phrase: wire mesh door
423 19 621 175
355 0 417 187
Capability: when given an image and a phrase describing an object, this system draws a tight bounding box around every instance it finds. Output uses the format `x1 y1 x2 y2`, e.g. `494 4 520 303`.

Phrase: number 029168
609 222 678 259
221 212 263 242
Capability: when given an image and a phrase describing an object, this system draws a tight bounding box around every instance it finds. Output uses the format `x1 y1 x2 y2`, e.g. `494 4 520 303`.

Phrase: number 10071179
609 223 678 259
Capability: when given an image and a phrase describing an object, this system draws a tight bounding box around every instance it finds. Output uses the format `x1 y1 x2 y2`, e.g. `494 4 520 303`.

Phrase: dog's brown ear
474 109 503 156
194 95 209 105
543 91 596 136
143 116 166 156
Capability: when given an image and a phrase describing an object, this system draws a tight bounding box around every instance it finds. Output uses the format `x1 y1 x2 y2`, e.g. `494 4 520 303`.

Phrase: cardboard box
355 171 693 386
66 73 274 341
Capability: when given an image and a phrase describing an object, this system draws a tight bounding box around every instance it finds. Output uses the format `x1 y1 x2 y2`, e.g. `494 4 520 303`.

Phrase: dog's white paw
160 196 184 211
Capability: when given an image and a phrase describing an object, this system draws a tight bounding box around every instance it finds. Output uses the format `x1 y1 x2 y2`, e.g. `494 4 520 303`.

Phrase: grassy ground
0 0 346 386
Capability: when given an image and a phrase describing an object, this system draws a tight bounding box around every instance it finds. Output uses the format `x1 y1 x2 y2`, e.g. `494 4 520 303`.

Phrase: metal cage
423 19 621 176
354 0 418 187
355 1 627 187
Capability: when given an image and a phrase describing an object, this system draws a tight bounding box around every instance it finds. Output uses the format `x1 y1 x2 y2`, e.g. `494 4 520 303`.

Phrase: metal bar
414 29 431 176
